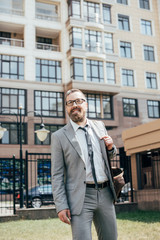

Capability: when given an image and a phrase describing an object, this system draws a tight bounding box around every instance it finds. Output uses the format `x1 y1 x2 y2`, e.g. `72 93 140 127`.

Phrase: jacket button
84 181 86 184
84 167 86 170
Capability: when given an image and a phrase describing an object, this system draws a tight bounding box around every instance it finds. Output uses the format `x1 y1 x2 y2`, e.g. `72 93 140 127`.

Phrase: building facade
0 0 160 158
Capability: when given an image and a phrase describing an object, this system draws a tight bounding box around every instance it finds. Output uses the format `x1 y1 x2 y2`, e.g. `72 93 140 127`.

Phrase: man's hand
58 209 71 225
101 135 113 150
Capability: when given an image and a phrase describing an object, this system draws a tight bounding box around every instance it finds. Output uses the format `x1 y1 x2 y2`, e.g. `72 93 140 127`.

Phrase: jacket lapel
63 122 83 161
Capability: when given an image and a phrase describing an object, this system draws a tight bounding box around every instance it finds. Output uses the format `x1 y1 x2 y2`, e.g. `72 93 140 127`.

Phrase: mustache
70 106 81 113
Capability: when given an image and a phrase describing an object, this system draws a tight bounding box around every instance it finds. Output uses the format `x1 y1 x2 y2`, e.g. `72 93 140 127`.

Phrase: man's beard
68 107 86 123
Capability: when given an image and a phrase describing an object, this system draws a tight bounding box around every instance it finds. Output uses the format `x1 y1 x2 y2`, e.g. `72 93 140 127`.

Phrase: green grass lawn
0 211 160 240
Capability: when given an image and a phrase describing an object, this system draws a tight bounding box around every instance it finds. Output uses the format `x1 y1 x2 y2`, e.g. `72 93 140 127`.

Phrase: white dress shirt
70 119 108 183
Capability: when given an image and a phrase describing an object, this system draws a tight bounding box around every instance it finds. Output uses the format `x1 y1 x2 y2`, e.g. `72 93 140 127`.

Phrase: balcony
0 7 24 16
0 37 24 47
36 42 59 51
35 13 59 22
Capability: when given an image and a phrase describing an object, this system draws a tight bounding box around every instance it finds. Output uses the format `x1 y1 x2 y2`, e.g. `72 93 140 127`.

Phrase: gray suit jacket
51 120 117 215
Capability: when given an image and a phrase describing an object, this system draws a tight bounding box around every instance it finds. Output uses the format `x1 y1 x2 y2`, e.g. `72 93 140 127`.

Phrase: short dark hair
65 89 86 101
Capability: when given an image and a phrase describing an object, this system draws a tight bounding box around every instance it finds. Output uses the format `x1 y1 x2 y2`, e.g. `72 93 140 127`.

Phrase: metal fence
0 156 16 216
0 149 133 216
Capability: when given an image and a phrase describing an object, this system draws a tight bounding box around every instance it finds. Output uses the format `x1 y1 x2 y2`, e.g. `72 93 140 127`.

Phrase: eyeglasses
66 98 86 106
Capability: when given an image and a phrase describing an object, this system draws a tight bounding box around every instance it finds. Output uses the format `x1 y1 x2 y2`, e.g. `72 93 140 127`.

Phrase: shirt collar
70 119 91 132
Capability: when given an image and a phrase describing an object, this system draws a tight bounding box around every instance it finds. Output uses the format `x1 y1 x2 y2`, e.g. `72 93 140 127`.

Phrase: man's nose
73 101 77 106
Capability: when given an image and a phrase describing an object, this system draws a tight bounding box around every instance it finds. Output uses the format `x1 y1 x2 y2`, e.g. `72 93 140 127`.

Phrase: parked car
16 184 54 208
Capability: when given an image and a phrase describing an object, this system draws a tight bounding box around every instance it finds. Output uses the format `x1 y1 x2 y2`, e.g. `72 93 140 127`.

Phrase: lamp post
0 106 50 208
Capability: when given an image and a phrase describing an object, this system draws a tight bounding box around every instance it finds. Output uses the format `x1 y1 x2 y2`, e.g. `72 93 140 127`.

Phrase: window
35 124 64 145
0 32 11 45
69 28 82 48
0 55 24 80
144 45 155 61
122 69 134 86
104 33 113 53
36 59 61 83
139 0 150 10
120 41 132 58
106 63 115 84
141 20 152 35
87 60 104 82
103 4 111 24
85 93 113 119
70 58 83 80
68 0 81 18
85 30 102 52
84 1 100 22
146 72 157 89
147 100 159 118
34 91 64 117
0 88 26 115
117 0 128 4
0 123 27 144
36 1 58 20
123 98 138 117
0 0 24 15
118 15 130 31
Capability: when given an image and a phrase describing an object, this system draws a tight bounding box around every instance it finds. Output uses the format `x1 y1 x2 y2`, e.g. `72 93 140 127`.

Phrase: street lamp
0 106 50 208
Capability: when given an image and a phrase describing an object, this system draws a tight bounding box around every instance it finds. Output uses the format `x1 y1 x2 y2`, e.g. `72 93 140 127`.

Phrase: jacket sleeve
51 133 69 213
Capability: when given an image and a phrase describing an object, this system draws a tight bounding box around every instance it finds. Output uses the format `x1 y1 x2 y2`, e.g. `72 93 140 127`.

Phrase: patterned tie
79 126 99 190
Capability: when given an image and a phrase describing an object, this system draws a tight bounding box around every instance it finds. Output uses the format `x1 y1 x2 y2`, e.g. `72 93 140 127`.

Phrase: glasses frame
66 98 86 107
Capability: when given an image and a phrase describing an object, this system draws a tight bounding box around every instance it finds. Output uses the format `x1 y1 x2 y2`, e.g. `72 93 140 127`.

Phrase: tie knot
79 124 88 132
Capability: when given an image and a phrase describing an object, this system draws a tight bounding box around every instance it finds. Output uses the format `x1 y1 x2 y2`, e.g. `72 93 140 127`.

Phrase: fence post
13 155 16 214
25 150 29 208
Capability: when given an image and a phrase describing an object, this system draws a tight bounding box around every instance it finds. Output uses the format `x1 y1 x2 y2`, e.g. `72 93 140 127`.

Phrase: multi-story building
0 0 160 159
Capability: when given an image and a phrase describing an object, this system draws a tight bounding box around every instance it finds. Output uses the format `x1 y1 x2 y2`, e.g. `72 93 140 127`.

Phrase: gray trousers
71 186 117 240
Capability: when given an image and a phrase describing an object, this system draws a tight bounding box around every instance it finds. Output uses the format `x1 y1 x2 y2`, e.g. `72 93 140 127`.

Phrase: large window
144 45 155 61
123 98 138 117
36 59 61 83
120 42 132 58
34 91 64 117
84 1 100 22
0 55 24 80
141 19 152 35
35 124 64 145
103 4 111 24
104 33 113 53
69 28 82 48
0 88 26 115
36 1 58 20
139 0 150 10
0 123 27 144
85 30 102 52
146 72 157 89
85 93 113 119
117 0 128 4
118 15 130 31
147 100 159 118
122 69 134 86
87 60 104 82
106 63 115 84
70 58 83 80
68 0 81 18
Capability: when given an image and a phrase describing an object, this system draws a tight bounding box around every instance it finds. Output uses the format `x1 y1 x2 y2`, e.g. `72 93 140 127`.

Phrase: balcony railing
0 37 24 47
36 42 60 52
0 7 24 16
36 13 59 21
86 42 102 53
